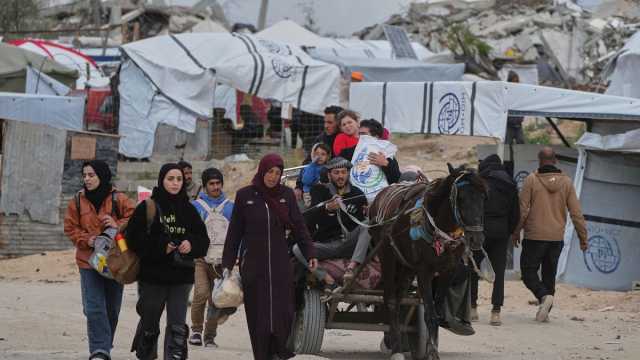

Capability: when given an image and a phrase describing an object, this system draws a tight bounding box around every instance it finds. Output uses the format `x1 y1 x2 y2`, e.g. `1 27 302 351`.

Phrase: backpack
107 198 157 285
195 198 230 264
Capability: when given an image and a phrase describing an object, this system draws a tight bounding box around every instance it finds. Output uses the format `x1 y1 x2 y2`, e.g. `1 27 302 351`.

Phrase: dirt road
1 272 638 360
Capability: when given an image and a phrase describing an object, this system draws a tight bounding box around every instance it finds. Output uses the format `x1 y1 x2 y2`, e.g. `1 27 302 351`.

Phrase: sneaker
188 332 203 346
470 307 479 322
490 311 502 326
204 336 218 348
536 295 554 322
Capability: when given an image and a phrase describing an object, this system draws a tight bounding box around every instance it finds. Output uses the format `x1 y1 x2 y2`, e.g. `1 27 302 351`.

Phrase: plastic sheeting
560 149 640 291
349 81 640 140
349 81 508 139
575 128 640 153
605 31 640 99
118 33 340 158
25 66 71 96
0 92 84 131
0 121 66 224
306 52 465 82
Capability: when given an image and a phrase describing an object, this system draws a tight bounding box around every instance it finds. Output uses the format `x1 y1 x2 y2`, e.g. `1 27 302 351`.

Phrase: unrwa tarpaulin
349 81 507 138
118 33 341 158
558 129 640 291
349 81 640 140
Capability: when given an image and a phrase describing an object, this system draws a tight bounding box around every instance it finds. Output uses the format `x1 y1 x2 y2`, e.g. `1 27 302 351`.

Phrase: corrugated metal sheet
0 197 73 256
0 120 66 224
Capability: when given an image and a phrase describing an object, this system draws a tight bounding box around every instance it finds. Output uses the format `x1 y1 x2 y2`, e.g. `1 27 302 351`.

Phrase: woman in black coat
222 154 317 360
126 163 209 360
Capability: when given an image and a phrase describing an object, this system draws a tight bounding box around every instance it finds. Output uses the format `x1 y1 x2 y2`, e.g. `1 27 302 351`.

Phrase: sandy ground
1 251 639 360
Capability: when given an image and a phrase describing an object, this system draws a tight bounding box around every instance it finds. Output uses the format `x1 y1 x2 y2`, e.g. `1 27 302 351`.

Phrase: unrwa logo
351 150 384 187
583 234 621 274
438 92 464 134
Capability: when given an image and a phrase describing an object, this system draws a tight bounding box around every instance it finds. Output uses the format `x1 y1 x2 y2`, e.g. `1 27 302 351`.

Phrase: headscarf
82 160 113 213
151 163 192 223
251 153 292 229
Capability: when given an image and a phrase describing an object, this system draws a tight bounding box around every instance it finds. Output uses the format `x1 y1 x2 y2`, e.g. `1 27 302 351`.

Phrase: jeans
133 282 192 360
79 268 124 357
310 226 371 264
470 236 509 309
520 239 564 302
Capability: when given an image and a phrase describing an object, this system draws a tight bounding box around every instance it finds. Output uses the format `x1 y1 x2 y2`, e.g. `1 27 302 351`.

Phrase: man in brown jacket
512 147 588 322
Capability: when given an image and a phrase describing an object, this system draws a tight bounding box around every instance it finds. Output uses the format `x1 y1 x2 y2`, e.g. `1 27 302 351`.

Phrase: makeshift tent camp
558 129 640 291
0 43 77 93
9 39 108 89
350 81 640 140
117 32 341 158
605 31 640 99
256 20 435 61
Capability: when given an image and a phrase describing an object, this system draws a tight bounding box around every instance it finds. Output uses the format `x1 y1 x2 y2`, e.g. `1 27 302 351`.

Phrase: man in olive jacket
512 147 588 322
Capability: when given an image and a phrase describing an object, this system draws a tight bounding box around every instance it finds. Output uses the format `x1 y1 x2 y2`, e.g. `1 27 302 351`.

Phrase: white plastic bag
212 268 243 308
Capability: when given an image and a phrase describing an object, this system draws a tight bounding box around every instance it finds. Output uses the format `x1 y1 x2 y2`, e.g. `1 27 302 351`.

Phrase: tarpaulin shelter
605 31 640 99
256 20 436 61
307 51 465 82
0 43 77 93
558 129 640 291
350 81 640 140
117 32 341 158
9 39 109 89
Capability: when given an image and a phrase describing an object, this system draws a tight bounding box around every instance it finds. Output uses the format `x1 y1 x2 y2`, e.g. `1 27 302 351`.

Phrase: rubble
354 0 640 87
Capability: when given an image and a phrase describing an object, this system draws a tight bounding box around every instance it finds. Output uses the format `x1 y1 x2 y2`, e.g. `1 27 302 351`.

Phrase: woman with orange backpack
64 160 136 360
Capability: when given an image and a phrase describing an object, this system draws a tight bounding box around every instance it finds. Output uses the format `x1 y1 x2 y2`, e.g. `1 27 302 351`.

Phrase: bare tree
0 0 39 33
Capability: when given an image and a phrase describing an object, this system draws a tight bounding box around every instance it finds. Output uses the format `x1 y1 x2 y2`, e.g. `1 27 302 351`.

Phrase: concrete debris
354 0 640 88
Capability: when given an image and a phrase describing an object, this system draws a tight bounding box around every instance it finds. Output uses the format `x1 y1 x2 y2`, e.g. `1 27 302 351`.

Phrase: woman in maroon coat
223 154 318 360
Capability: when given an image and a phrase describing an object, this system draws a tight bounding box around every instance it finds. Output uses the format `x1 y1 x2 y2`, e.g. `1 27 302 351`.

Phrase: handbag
212 268 244 308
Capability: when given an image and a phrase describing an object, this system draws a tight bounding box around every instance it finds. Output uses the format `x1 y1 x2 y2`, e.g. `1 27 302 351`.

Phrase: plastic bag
89 227 117 279
479 250 496 283
212 268 243 308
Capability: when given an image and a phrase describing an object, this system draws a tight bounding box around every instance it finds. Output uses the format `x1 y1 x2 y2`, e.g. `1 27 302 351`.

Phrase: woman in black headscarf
64 160 135 360
126 163 209 360
222 154 317 360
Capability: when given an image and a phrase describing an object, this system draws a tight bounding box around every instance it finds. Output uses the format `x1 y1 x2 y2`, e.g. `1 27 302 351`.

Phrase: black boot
167 324 189 360
134 330 159 360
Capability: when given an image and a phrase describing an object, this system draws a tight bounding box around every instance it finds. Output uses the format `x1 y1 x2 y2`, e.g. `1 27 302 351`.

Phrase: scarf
82 160 113 213
251 153 292 229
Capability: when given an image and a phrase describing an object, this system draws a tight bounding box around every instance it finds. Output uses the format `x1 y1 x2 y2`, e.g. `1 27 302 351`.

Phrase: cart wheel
407 305 428 360
290 289 326 354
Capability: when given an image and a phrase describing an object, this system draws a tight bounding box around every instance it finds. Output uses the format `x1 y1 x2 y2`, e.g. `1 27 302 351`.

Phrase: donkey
368 164 487 360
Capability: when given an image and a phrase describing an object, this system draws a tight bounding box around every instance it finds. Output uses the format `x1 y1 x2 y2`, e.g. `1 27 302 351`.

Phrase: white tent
118 32 341 158
558 129 640 291
605 31 640 98
0 92 84 131
350 81 640 140
256 20 436 61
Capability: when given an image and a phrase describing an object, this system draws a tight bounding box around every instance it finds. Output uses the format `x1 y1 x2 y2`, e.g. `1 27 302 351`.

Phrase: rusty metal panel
0 120 66 224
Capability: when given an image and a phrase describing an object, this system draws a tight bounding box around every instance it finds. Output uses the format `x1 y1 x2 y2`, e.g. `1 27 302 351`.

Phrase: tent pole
258 0 270 30
546 117 572 148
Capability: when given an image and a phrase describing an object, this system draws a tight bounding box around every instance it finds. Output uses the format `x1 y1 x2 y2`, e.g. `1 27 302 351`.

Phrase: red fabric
251 154 292 228
320 258 382 289
382 128 391 140
333 133 359 158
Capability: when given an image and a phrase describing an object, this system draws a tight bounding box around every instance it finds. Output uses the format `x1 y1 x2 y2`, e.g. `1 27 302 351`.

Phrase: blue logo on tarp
583 235 621 274
438 93 463 134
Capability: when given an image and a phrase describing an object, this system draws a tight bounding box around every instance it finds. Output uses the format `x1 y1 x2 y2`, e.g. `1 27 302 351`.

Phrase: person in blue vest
189 168 234 349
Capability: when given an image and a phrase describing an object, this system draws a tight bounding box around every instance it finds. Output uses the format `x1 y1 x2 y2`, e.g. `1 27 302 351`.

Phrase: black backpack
75 191 121 220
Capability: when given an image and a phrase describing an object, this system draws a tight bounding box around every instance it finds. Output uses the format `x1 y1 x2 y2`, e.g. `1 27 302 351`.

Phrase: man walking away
512 147 588 322
470 154 520 326
189 168 234 348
